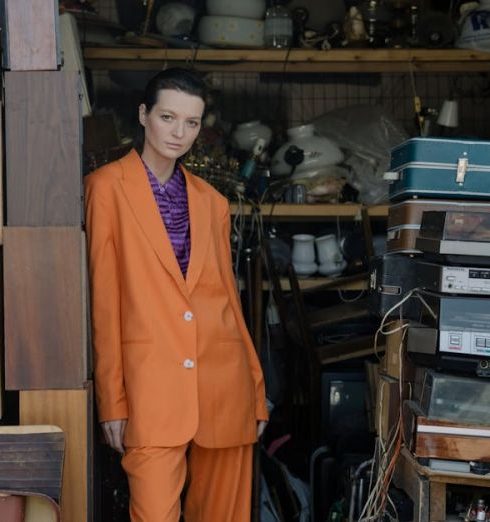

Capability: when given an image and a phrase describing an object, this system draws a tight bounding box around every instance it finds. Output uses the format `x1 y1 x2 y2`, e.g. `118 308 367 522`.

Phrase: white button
184 311 193 321
183 358 195 369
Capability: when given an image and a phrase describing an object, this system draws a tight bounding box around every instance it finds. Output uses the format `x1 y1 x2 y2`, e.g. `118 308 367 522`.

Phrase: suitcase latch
456 155 468 184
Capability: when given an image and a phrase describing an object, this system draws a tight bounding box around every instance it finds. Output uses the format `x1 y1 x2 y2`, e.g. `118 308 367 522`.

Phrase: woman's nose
172 120 185 138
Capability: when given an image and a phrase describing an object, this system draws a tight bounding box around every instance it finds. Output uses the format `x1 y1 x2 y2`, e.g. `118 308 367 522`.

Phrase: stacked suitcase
374 136 490 377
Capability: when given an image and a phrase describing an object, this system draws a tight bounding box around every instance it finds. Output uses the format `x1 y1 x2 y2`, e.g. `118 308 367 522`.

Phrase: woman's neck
140 149 176 185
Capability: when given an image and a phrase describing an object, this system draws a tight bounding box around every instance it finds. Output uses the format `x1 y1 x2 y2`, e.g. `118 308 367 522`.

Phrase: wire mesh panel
208 71 490 139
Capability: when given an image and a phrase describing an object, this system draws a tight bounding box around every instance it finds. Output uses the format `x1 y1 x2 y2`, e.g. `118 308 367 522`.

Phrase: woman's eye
187 120 199 128
161 114 173 121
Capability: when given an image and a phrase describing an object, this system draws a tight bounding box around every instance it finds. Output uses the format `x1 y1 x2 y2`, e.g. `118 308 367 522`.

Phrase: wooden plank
316 334 381 365
20 387 93 522
2 0 59 70
84 58 490 73
4 228 88 390
393 448 430 522
380 320 409 379
5 72 82 226
0 79 3 243
230 203 388 219
375 374 399 444
430 482 446 522
83 47 490 73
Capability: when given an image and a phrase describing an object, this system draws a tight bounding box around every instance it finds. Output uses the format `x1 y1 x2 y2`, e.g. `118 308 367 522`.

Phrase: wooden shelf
275 276 367 291
229 203 388 220
238 276 367 292
83 47 490 73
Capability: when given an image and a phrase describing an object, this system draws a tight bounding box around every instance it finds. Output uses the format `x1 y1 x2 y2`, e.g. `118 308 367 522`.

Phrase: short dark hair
134 67 207 152
141 67 208 112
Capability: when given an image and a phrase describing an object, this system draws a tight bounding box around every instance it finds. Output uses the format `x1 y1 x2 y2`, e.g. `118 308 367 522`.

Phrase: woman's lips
165 142 182 149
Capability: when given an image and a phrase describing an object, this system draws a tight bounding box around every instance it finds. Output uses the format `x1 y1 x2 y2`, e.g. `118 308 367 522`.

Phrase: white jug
292 234 317 276
315 234 346 276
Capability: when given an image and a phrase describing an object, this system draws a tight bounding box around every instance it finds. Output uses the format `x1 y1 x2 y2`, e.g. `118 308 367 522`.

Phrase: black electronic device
369 254 421 319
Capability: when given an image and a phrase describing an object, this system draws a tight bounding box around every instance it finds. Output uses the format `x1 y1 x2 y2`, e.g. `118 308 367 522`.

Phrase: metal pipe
348 458 374 522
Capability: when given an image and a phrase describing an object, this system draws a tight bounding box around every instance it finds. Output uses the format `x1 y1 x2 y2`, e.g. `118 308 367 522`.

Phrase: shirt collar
142 159 185 200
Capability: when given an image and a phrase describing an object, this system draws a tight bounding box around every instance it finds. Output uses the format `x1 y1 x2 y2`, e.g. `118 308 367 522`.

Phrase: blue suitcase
386 137 490 201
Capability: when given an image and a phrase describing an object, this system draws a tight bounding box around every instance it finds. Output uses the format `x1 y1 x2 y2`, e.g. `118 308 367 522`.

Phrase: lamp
437 99 459 128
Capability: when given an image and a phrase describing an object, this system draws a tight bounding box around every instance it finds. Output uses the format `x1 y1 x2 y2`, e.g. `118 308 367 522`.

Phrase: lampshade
437 99 459 128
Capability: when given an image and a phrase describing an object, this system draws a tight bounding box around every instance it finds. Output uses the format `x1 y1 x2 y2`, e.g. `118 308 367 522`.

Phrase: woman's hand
257 420 268 438
101 419 128 453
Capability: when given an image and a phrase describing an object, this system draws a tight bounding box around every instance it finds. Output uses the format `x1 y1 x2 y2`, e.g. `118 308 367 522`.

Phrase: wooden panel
0 427 64 499
5 72 82 226
429 482 446 522
4 227 88 389
393 450 430 522
20 387 93 522
2 0 59 70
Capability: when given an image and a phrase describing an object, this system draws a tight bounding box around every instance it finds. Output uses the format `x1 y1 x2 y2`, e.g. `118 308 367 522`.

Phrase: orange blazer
84 149 268 448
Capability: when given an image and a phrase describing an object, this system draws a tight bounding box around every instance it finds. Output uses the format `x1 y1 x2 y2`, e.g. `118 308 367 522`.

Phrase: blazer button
183 311 194 321
183 358 195 369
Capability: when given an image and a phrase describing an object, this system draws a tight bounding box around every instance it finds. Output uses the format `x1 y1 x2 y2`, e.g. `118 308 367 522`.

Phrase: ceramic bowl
198 15 264 48
206 0 266 19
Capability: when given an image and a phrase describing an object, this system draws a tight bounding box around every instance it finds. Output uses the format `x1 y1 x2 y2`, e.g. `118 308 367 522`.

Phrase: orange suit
85 149 268 520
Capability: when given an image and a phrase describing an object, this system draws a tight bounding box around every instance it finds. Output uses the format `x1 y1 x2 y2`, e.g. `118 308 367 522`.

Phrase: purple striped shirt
143 161 191 278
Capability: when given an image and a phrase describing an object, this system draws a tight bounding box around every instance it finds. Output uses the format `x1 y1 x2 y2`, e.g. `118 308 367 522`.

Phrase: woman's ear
138 104 147 127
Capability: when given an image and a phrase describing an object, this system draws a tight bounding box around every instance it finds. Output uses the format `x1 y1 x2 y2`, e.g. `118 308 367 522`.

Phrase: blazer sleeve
85 174 128 422
219 205 269 421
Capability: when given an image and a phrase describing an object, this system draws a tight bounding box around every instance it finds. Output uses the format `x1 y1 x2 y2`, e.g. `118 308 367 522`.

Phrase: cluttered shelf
229 202 388 219
82 47 490 73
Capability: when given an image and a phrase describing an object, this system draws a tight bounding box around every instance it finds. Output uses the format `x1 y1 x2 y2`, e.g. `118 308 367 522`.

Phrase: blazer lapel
182 166 211 294
118 149 188 295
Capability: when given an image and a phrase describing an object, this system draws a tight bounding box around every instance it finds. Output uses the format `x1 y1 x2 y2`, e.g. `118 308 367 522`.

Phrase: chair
289 265 383 446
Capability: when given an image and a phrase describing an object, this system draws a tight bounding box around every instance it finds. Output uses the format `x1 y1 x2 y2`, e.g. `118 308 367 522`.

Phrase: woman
85 68 268 522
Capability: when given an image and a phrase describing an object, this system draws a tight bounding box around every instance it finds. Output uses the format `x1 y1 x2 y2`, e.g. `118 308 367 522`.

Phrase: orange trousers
121 442 254 522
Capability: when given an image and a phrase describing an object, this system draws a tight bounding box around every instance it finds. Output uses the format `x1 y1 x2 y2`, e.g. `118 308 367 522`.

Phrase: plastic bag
313 105 408 204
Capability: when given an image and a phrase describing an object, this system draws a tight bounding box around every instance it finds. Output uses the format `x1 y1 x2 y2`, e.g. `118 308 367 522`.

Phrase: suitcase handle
383 171 400 181
456 156 468 184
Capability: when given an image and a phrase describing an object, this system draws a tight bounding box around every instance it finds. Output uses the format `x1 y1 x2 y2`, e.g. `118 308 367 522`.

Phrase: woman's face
139 88 205 161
